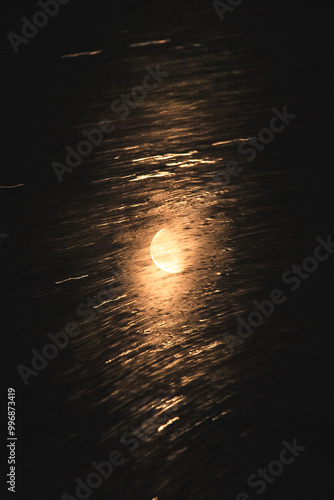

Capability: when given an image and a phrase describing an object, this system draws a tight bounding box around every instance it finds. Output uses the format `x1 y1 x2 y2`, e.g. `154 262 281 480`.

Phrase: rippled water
4 2 334 499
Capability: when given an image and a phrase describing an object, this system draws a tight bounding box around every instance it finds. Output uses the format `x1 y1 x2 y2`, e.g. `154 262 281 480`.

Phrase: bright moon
150 228 184 273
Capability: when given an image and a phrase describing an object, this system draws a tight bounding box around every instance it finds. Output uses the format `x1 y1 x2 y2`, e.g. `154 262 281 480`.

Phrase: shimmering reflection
119 205 229 339
29 21 308 500
150 228 184 273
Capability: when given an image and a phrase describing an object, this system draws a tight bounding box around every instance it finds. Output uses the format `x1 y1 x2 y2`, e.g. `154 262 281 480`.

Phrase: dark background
2 1 334 499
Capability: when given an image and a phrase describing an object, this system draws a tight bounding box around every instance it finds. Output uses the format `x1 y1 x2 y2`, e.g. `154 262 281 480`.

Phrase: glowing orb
150 228 184 273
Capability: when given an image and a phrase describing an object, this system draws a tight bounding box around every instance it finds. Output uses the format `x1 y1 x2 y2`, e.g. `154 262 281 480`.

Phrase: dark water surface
3 1 334 499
